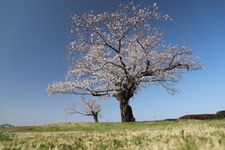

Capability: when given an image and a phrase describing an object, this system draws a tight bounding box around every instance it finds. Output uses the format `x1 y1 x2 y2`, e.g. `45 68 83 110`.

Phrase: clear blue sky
0 0 225 125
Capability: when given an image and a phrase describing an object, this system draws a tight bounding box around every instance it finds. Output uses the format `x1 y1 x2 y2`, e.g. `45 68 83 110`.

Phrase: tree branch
91 28 120 53
102 61 125 71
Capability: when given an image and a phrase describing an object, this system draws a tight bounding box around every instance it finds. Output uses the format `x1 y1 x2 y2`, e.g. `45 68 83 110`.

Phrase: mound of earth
179 110 225 120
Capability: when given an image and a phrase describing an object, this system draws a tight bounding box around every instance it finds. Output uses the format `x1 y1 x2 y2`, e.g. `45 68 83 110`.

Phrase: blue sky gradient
1 0 225 125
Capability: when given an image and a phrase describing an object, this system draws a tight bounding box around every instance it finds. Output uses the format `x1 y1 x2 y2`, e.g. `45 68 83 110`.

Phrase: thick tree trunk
120 102 135 122
93 114 99 123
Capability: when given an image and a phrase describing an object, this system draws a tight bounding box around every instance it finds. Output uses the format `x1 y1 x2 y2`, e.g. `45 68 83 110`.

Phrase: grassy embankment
1 120 225 149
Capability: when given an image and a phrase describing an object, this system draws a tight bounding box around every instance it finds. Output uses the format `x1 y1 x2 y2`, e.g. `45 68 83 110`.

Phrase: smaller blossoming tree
65 98 102 123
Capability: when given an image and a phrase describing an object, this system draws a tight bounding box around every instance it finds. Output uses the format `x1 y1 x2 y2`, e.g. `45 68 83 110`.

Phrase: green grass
5 120 180 132
4 120 207 132
1 120 225 149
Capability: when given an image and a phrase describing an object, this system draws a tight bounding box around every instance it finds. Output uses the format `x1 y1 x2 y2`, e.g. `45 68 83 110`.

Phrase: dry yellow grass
1 120 225 149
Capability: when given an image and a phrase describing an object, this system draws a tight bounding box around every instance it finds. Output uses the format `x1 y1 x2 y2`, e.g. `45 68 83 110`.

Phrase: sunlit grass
1 120 225 149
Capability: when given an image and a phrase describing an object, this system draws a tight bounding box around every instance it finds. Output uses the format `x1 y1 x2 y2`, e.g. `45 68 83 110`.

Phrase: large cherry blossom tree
48 1 201 122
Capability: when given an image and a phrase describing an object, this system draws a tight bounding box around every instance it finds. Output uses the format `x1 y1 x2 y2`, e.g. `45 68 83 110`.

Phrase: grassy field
1 120 225 150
